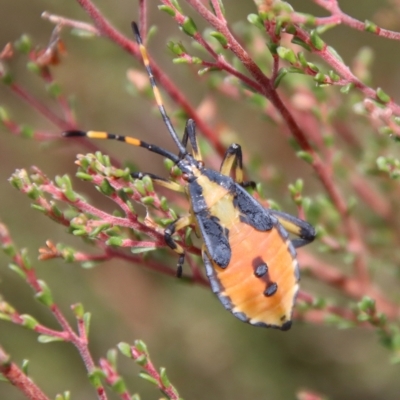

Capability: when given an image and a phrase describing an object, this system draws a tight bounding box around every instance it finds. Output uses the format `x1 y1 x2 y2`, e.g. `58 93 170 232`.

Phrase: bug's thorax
179 158 240 229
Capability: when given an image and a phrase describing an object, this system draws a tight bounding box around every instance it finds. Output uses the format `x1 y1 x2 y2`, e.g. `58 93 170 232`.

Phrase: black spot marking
252 256 268 277
197 210 231 268
254 263 268 278
264 282 278 297
252 256 269 280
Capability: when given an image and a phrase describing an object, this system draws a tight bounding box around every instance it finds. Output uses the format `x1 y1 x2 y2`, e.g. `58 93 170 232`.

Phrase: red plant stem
210 0 225 21
0 224 107 400
313 0 400 40
75 0 227 157
10 83 70 130
0 346 50 400
138 0 148 39
293 27 400 116
298 252 399 318
130 346 180 400
296 291 357 322
99 358 132 400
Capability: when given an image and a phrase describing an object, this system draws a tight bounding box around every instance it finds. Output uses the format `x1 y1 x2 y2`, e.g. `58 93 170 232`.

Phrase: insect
63 22 315 330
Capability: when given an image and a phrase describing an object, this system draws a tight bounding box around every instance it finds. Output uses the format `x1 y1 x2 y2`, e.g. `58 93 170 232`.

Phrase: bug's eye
182 173 190 181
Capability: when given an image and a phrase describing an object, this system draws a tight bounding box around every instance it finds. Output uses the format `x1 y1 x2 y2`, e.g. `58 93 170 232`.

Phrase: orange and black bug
63 22 315 330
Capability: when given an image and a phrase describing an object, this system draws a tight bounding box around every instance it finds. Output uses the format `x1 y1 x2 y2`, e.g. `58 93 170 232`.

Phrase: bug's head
176 155 205 183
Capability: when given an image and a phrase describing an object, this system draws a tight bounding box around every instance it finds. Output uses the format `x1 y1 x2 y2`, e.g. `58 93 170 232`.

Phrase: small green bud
158 5 176 16
20 314 39 329
210 31 228 47
364 19 379 34
376 87 391 103
297 150 314 164
340 82 354 94
118 342 132 358
273 68 288 88
310 29 325 50
14 34 32 53
181 16 198 37
46 82 62 98
276 46 297 64
247 14 264 30
35 280 54 307
106 236 123 246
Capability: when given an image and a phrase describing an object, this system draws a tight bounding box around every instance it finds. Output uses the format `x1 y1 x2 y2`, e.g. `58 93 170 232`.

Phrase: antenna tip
131 21 140 40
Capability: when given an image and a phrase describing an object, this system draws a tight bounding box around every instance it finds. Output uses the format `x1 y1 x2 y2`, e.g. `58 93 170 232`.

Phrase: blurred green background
1 1 400 399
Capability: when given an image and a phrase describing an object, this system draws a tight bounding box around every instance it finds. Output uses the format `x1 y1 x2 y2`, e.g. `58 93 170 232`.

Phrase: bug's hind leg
164 215 194 277
219 143 256 188
269 209 316 248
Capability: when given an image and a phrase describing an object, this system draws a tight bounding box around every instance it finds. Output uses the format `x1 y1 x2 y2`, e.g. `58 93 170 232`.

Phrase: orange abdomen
203 221 299 330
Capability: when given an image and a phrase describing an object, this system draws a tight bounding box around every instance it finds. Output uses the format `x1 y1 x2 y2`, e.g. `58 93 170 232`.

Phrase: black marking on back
197 210 231 268
202 168 234 191
233 185 275 231
188 180 208 214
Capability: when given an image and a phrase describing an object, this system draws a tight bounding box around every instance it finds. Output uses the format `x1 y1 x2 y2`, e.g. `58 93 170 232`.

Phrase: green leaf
106 236 123 246
83 312 91 336
158 5 176 16
118 342 133 358
20 314 39 329
130 246 157 254
376 87 391 103
310 29 325 50
276 46 297 64
364 19 379 33
210 31 228 47
247 14 264 30
37 335 65 343
296 151 314 164
181 16 198 37
139 372 158 385
34 280 54 307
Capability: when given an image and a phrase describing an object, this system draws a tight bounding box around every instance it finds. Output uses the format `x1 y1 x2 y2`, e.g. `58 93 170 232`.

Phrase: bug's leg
131 172 185 193
164 215 194 277
219 143 256 188
180 119 202 162
269 210 316 248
